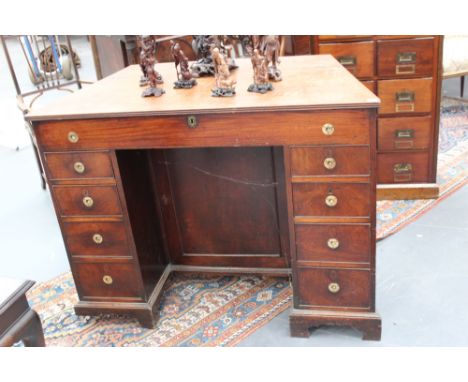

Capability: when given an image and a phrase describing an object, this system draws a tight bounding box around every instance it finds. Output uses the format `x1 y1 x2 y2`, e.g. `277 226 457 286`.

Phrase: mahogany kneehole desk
27 55 382 340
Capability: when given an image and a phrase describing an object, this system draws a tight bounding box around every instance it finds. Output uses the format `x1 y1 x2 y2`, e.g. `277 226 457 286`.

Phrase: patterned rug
26 272 292 347
376 99 468 240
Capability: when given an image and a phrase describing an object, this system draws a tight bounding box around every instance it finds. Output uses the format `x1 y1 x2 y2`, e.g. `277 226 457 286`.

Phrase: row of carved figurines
138 35 282 97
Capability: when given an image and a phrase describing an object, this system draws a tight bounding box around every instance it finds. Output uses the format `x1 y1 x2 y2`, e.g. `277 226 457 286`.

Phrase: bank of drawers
317 36 440 185
290 141 373 312
43 150 145 302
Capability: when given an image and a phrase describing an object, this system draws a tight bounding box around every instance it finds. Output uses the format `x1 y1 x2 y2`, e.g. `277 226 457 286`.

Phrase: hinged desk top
26 55 379 122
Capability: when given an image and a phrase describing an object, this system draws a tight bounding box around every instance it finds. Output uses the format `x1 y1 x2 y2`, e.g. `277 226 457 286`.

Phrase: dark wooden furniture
289 35 443 200
0 279 45 347
27 55 381 340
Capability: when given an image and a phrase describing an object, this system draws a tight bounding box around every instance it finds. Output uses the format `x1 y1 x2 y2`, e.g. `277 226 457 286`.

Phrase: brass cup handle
322 123 335 136
327 238 340 250
74 161 85 174
103 275 113 285
93 233 103 244
82 196 94 208
325 194 338 207
323 157 336 170
68 131 79 143
328 282 340 294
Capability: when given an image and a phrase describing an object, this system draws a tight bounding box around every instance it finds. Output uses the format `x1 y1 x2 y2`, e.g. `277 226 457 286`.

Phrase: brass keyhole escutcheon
74 161 85 174
103 275 113 285
322 123 335 136
327 238 340 250
325 194 338 207
68 131 79 143
187 115 197 128
323 157 336 170
82 196 94 208
93 233 103 244
328 282 340 294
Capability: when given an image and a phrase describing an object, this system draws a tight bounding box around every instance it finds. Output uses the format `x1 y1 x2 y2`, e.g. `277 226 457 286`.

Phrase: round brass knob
74 161 85 174
325 194 338 207
82 196 94 208
328 282 340 294
103 275 113 285
93 233 103 244
327 238 340 250
68 131 79 143
323 157 337 170
322 123 335 136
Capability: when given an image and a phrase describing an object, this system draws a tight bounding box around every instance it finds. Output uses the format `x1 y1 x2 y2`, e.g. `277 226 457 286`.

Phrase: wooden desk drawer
290 146 370 177
62 221 130 258
34 110 372 150
296 267 371 309
377 37 434 77
378 116 432 151
295 223 370 264
72 261 144 301
292 183 371 218
52 185 122 216
318 41 375 78
378 78 433 114
361 80 376 94
377 152 430 183
44 151 114 180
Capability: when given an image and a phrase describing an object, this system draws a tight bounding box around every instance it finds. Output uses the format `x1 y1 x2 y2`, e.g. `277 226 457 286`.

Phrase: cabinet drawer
52 185 122 216
72 261 145 301
44 151 114 180
378 78 433 114
290 146 370 177
377 152 430 183
295 223 370 263
318 41 374 78
62 221 130 258
292 183 371 218
361 80 376 93
378 116 432 151
296 267 371 309
377 37 434 77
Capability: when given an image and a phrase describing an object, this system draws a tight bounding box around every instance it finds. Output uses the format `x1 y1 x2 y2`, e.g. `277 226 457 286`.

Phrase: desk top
27 55 379 122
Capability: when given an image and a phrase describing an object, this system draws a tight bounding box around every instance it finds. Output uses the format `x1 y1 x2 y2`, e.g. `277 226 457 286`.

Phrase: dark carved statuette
139 35 165 97
171 40 197 89
248 48 273 94
262 35 282 81
191 35 238 77
211 47 236 97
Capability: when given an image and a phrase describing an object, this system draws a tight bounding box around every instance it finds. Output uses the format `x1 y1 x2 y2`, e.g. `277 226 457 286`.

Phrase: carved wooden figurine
140 35 164 97
171 40 197 89
262 35 282 81
248 48 273 94
211 47 236 97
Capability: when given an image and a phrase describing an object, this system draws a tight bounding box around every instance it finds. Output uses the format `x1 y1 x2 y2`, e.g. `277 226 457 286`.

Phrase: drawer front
377 37 434 77
292 183 371 217
318 41 374 78
290 146 370 177
52 185 122 216
377 152 430 183
361 80 376 94
34 110 372 151
72 261 144 301
296 267 371 309
44 151 114 180
62 221 130 258
295 223 370 263
378 78 433 114
378 116 432 151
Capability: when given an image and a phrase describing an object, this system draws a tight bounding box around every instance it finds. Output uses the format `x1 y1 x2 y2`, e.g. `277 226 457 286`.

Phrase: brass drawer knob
103 275 113 285
328 282 340 294
327 238 340 250
82 196 94 208
325 194 338 207
323 157 336 170
74 161 85 174
68 131 79 143
93 233 103 244
322 123 335 136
